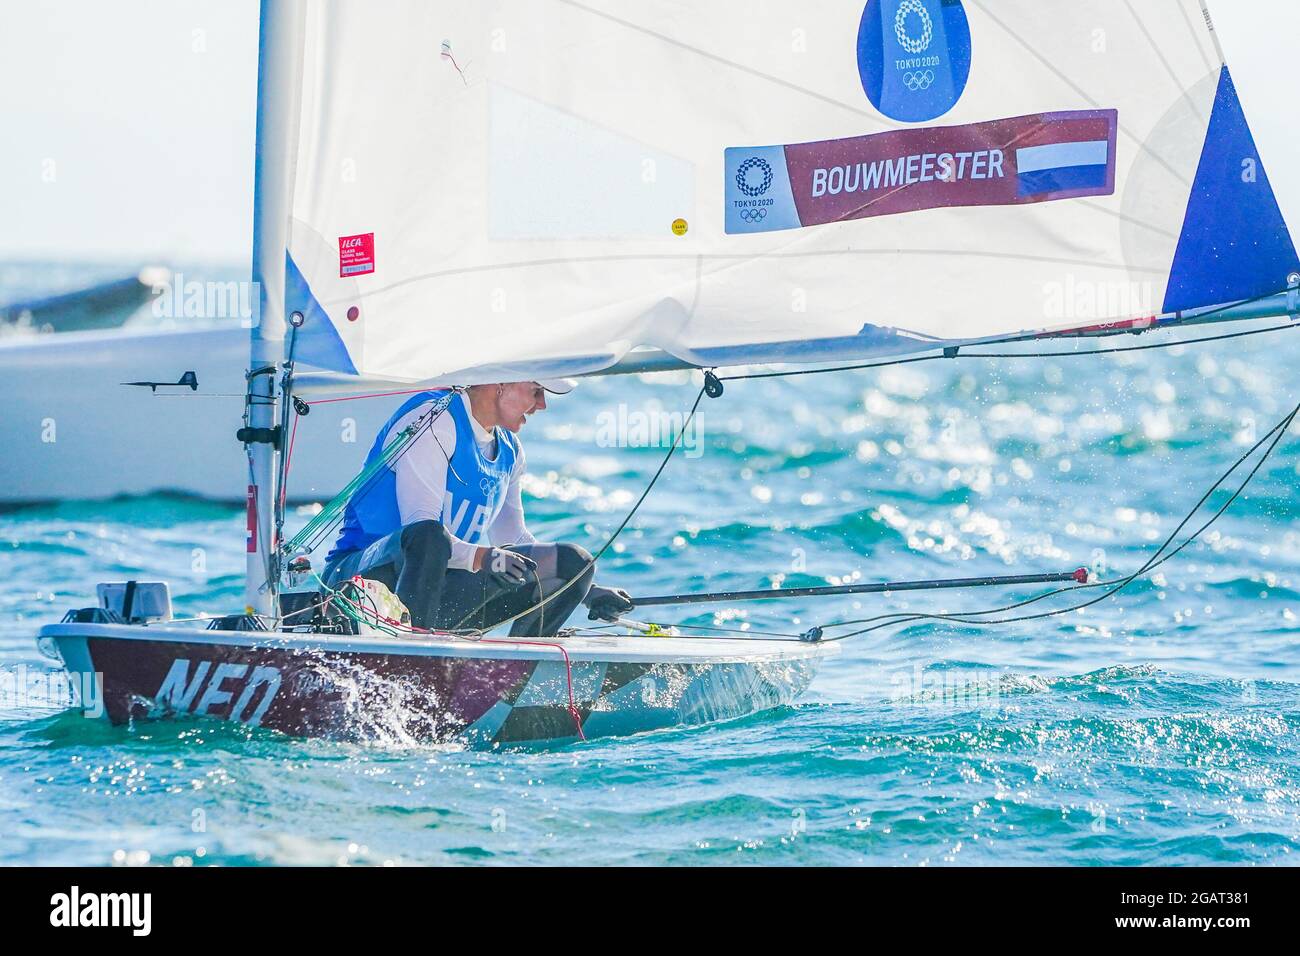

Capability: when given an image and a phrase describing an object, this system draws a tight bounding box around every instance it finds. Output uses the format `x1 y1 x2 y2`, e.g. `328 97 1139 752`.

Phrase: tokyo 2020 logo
894 0 933 54
857 0 972 123
735 157 774 198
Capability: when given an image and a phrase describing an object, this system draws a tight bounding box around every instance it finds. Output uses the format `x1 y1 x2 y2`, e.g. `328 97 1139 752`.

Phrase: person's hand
585 585 634 622
482 548 536 588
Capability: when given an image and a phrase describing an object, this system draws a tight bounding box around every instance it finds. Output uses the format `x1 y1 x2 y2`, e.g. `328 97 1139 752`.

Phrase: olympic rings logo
903 69 935 91
894 0 934 55
739 208 768 223
735 156 773 197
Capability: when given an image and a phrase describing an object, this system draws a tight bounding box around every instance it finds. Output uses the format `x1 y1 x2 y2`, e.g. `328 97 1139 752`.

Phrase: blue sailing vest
326 390 519 564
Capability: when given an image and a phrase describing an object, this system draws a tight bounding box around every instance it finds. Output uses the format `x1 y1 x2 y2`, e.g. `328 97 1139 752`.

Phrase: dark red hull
44 623 830 747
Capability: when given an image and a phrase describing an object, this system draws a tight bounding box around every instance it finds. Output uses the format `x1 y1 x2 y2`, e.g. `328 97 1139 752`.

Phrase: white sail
278 0 1299 387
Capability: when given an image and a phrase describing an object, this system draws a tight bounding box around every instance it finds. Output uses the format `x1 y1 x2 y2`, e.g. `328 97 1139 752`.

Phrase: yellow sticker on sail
671 218 688 236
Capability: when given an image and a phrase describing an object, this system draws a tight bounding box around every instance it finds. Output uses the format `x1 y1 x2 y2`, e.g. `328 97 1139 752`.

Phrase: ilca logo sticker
857 0 972 122
338 231 376 277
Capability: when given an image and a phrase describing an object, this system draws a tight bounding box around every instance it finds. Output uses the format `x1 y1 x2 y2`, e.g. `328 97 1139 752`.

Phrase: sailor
322 380 633 635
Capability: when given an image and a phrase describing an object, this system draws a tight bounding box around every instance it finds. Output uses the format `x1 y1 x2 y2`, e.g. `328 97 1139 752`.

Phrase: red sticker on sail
338 232 375 277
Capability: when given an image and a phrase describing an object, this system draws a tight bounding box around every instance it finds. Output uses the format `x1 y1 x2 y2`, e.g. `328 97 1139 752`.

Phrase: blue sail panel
284 252 358 375
1163 67 1300 314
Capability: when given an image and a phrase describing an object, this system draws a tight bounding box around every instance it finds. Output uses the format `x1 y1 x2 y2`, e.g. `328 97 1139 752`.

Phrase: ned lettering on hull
150 658 282 725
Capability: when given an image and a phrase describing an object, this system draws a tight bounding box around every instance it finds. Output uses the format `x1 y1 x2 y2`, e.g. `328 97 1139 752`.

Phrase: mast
247 0 305 614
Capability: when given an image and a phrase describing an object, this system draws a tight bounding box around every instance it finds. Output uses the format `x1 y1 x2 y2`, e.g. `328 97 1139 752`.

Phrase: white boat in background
0 323 391 505
0 267 168 336
0 263 394 506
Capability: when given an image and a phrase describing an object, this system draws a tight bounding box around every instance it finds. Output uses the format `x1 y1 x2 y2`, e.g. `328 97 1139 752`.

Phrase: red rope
339 577 435 632
482 638 587 741
329 577 586 741
281 386 462 527
279 386 447 518
279 408 302 514
304 386 448 406
442 51 469 84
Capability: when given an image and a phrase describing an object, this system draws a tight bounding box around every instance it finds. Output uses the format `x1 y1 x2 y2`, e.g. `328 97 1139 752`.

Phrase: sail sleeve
281 0 1298 385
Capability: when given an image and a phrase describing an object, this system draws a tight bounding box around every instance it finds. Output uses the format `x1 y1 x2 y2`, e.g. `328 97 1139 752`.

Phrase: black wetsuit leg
433 542 595 637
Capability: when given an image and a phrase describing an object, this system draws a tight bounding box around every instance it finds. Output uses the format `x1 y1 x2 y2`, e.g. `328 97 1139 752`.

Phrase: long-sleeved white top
389 393 536 571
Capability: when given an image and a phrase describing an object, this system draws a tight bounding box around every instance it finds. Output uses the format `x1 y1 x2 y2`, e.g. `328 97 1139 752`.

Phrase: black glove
585 585 634 622
482 548 536 589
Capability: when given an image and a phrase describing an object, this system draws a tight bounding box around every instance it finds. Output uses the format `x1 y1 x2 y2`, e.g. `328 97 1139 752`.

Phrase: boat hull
40 622 833 747
0 326 394 505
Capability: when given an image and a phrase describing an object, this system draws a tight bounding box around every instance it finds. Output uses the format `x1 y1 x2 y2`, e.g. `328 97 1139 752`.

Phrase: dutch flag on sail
1016 138 1112 198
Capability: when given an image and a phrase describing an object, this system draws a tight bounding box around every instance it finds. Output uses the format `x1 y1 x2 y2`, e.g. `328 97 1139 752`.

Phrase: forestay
279 0 1299 387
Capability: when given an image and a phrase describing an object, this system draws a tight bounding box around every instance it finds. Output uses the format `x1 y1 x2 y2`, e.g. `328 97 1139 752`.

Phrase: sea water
1 263 1298 866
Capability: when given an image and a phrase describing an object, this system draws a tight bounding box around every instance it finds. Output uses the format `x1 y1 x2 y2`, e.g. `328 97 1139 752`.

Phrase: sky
0 1 1296 266
0 0 259 264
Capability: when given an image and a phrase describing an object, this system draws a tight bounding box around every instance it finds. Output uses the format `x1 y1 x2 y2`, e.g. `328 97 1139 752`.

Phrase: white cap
536 378 578 395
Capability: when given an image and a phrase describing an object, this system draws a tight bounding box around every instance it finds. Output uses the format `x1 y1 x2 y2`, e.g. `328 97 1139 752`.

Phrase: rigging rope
451 384 709 636
276 385 707 640
280 390 457 558
721 321 1299 382
719 287 1299 383
270 283 1298 643
804 400 1299 642
296 386 1296 647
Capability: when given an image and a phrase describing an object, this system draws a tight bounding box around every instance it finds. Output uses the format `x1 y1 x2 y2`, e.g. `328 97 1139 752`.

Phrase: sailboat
0 267 167 336
40 0 1298 746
